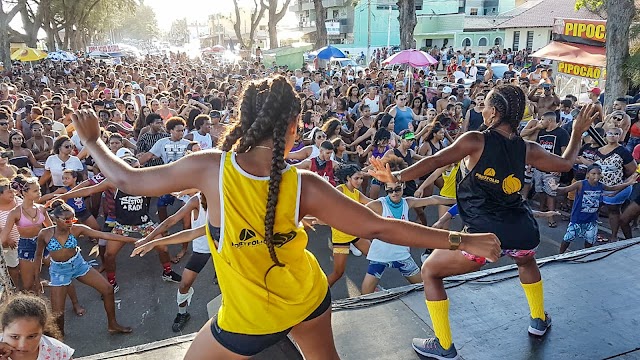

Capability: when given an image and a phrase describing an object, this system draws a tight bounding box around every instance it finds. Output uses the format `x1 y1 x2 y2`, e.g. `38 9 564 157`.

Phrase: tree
576 0 637 109
397 0 417 50
231 0 266 49
313 0 327 49
0 0 25 68
169 18 189 46
266 0 293 49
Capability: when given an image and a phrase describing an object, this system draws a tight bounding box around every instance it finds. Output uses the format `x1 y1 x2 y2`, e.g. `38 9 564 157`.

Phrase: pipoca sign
557 62 604 79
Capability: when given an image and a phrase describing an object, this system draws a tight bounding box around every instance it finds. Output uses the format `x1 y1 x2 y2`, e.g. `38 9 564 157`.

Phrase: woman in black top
370 84 598 358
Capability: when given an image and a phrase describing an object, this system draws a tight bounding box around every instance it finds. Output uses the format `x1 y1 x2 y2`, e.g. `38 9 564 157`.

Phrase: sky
145 0 297 31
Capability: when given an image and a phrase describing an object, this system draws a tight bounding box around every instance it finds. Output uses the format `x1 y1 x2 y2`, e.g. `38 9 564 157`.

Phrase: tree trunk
397 0 417 50
267 0 293 49
0 19 10 68
268 18 278 49
604 0 635 110
313 0 327 49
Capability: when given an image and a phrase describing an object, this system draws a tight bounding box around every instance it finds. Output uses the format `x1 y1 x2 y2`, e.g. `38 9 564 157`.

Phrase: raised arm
526 104 599 173
406 195 456 208
72 109 210 196
300 172 501 262
137 195 200 246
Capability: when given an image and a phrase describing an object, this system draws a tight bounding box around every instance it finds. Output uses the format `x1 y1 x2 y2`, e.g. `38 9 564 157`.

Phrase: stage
79 239 640 360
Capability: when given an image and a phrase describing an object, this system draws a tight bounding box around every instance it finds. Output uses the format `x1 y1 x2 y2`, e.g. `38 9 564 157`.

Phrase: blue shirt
394 107 413 133
570 180 604 224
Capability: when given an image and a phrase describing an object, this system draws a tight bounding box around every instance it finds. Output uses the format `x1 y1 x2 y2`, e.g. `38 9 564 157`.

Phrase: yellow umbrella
11 47 47 62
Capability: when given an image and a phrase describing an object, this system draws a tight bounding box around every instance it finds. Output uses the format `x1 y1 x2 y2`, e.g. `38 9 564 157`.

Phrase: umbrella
47 50 77 62
212 45 225 53
382 49 438 68
11 47 47 62
87 51 112 59
315 45 346 60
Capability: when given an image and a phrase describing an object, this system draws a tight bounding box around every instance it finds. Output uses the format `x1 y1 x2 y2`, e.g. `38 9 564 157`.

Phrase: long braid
218 76 301 270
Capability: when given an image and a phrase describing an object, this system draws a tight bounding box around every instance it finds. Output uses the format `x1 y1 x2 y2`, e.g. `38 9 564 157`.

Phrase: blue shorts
157 194 176 207
18 237 48 261
49 250 92 286
366 257 420 279
602 185 632 205
563 222 598 244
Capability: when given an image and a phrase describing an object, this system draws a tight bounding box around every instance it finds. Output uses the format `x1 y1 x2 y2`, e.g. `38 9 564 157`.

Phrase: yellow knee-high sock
521 280 546 320
426 299 453 349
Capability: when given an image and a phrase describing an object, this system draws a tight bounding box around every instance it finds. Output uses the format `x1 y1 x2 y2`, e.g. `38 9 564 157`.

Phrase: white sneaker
350 243 362 257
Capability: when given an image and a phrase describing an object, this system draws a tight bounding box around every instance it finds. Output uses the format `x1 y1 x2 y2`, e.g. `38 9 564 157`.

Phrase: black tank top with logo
456 130 539 250
114 189 151 226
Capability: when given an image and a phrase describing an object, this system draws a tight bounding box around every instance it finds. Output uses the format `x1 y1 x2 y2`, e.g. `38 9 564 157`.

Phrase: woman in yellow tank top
327 164 373 287
72 76 501 360
415 162 460 217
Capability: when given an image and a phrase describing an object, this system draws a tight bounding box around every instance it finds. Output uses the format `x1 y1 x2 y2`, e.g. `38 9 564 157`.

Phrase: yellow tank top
440 163 459 199
331 184 360 244
522 103 533 121
207 152 327 335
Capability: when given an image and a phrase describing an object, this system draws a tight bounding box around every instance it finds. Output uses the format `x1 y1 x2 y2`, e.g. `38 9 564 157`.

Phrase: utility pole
387 5 391 49
366 0 371 62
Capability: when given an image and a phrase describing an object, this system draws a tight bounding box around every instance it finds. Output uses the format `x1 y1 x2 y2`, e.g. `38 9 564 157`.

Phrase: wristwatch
391 171 402 183
448 231 462 251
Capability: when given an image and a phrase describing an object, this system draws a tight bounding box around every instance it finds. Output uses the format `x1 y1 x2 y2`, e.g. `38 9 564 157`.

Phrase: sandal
597 234 609 243
548 221 557 228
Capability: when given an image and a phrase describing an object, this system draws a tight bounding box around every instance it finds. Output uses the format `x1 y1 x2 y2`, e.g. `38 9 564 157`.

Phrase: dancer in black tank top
370 84 599 358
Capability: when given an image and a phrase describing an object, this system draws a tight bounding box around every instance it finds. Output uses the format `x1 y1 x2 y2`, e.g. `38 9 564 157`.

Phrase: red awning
531 41 605 67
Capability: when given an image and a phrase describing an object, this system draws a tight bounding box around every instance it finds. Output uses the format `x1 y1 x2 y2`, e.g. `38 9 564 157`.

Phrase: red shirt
310 158 336 186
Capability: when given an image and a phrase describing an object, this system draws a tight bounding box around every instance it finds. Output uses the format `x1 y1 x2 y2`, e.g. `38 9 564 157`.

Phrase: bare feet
73 304 86 316
108 324 133 334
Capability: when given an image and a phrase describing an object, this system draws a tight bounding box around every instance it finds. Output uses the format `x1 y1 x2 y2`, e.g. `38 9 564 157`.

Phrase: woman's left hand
368 157 396 183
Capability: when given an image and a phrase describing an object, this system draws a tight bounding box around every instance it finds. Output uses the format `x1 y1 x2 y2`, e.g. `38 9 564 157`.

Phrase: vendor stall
532 18 607 102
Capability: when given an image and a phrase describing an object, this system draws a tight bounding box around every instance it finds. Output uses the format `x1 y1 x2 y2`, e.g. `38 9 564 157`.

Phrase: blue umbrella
316 45 346 60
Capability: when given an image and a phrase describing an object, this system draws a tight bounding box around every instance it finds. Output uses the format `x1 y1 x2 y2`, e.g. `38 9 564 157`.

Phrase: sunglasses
316 134 327 139
61 217 78 224
42 122 52 125
0 151 13 158
385 186 403 194
605 132 620 136
397 98 406 101
126 107 134 110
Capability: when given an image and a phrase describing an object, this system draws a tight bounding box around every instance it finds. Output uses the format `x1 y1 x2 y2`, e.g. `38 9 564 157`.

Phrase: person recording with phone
528 83 560 119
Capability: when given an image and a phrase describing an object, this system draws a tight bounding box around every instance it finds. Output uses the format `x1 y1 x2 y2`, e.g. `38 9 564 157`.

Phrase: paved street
59 200 623 357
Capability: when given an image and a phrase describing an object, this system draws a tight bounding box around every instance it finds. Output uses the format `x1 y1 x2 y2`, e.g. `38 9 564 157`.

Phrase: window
494 37 502 46
526 31 534 50
462 38 471 47
332 10 339 19
478 37 488 46
470 8 478 15
425 39 433 47
512 31 520 51
484 9 488 15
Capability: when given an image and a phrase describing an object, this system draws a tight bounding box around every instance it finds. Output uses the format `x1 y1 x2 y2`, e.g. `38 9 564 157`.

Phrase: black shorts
332 238 360 246
210 288 332 356
184 252 211 273
76 209 92 222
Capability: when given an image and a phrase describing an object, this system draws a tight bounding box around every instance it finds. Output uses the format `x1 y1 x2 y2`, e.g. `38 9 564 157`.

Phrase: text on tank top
114 189 150 225
209 152 327 334
191 130 213 150
366 197 411 262
310 157 337 186
456 130 539 249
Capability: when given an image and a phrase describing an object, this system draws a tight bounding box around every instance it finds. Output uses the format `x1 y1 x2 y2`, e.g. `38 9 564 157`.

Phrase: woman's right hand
368 157 397 183
131 240 155 257
0 341 15 359
460 233 502 263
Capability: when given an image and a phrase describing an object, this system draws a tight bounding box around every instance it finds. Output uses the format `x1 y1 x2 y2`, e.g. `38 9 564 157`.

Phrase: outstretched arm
300 172 502 262
131 226 206 257
73 224 136 243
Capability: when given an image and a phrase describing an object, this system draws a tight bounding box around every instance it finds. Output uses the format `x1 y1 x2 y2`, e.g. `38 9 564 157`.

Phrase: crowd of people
0 46 636 359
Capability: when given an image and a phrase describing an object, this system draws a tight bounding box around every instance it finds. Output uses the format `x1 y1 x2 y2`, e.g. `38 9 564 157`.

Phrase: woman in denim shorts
34 199 135 336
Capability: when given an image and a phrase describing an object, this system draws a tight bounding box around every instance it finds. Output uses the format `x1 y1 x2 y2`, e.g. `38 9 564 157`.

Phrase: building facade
288 0 355 45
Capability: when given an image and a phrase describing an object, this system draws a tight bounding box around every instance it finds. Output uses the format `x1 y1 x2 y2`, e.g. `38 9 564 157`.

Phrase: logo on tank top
502 174 522 195
233 229 297 249
475 167 499 184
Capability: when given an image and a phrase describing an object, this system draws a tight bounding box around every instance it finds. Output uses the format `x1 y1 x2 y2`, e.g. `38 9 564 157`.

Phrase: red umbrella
382 49 438 68
212 45 225 53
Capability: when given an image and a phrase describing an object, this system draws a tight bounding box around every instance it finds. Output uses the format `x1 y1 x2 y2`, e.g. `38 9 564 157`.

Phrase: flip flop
548 221 557 228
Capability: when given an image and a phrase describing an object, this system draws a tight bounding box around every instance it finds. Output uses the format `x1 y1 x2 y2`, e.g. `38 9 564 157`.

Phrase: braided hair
220 76 302 270
486 84 526 133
